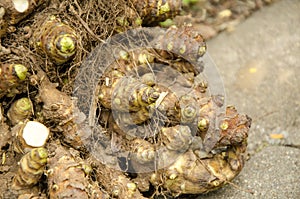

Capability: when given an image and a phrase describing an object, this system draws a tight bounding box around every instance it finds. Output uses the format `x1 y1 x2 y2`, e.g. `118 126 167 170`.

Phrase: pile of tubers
0 0 251 198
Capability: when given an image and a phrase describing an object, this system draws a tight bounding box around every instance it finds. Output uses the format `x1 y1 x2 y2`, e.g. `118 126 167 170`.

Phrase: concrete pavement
196 0 300 198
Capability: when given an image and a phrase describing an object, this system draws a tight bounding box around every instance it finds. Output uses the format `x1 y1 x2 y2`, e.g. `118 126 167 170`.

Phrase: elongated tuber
47 143 106 199
88 154 147 199
155 24 207 66
12 147 48 190
99 75 160 112
37 71 86 150
150 146 246 195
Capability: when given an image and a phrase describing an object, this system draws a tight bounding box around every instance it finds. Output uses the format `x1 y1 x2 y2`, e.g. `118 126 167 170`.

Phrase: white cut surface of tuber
12 0 29 13
22 121 49 147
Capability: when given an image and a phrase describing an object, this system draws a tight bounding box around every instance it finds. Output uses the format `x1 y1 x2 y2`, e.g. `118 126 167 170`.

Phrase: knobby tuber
129 0 182 26
36 70 86 150
87 155 147 199
149 106 250 195
7 97 33 125
12 147 48 190
32 15 78 65
12 120 50 153
0 63 28 98
47 143 106 199
0 0 254 198
91 24 251 197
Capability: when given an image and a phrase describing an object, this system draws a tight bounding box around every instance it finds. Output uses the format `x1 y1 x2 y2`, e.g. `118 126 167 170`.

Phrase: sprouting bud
7 97 33 125
109 49 156 75
169 172 178 180
112 186 120 197
170 174 177 180
138 52 155 64
81 163 93 175
134 17 143 26
220 121 229 130
119 50 129 60
13 64 28 80
12 121 50 153
33 15 78 65
0 63 28 98
12 147 48 190
127 182 137 192
116 16 129 27
198 118 209 132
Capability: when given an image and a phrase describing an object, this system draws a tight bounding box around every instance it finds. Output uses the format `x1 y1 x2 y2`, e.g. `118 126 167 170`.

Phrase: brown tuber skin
47 143 106 199
36 71 86 150
88 155 147 199
0 63 28 98
36 69 146 198
17 193 47 199
129 0 182 26
7 97 33 125
12 147 48 190
216 106 252 147
99 74 159 112
154 24 207 69
116 105 155 125
11 122 31 154
0 0 48 25
111 76 159 112
32 15 78 65
150 146 246 195
161 125 193 152
93 25 251 197
148 106 251 195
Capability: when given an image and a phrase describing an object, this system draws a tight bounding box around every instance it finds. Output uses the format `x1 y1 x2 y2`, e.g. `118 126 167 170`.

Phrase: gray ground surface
196 0 300 198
